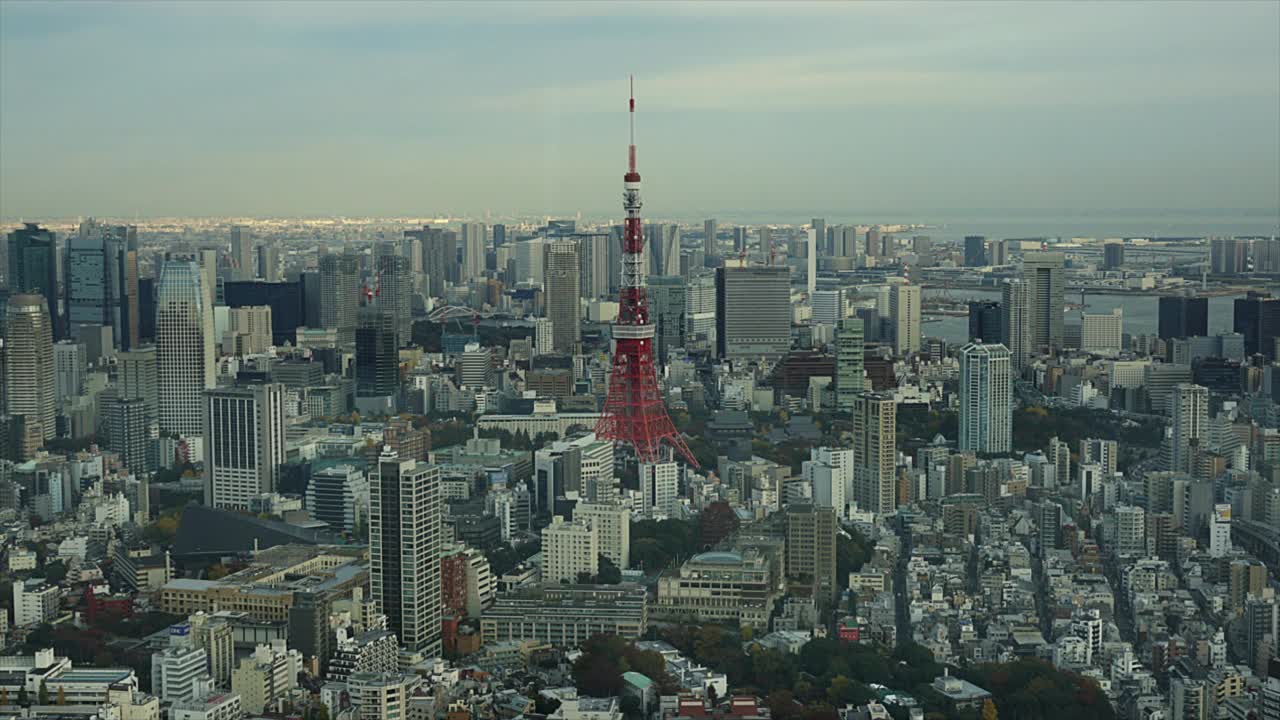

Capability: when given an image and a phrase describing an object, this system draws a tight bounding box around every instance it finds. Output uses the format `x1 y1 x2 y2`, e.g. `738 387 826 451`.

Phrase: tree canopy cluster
629 517 701 572
571 634 678 697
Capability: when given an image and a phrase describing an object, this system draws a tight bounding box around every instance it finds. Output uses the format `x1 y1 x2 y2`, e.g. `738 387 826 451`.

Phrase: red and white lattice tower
594 78 698 467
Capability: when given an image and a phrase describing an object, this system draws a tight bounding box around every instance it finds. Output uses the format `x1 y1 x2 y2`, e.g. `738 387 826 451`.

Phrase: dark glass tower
1158 296 1209 340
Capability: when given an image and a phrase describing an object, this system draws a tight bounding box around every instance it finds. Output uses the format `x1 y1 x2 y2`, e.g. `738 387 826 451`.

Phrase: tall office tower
512 237 548 286
1234 291 1280 360
836 226 860 259
715 265 790 359
1103 241 1125 270
491 224 506 248
732 227 747 255
810 218 826 256
1079 438 1118 475
1169 383 1209 473
785 504 838 602
460 222 487 281
811 290 843 328
889 284 921 357
223 305 273 356
964 235 988 267
1210 237 1250 275
455 342 492 389
374 245 411 343
805 228 818 294
155 261 215 439
1114 505 1146 557
1158 295 1209 340
53 341 86 407
105 395 153 474
256 244 281 283
117 345 159 420
968 301 1002 344
852 391 896 516
1080 308 1123 355
3 295 56 442
230 226 254 281
640 461 679 517
224 281 304 347
203 383 285 510
864 227 881 258
306 464 367 534
649 276 686 363
7 224 60 337
370 449 441 654
834 319 865 414
412 227 456 296
958 343 1012 454
757 226 772 259
647 224 680 276
544 240 581 354
1022 251 1065 353
684 273 716 351
318 252 360 345
355 307 399 413
1001 279 1032 369
703 219 718 260
575 233 611 300
65 222 140 349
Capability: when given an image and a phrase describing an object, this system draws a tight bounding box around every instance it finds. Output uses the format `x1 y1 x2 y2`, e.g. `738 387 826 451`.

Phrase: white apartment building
574 502 631 569
542 516 599 584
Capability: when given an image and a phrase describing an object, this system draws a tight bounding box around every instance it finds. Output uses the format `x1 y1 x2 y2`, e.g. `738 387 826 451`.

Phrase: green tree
38 681 48 705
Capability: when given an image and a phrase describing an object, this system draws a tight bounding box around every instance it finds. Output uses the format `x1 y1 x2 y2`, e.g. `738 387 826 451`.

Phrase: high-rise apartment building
375 245 412 343
574 501 630 569
1001 279 1031 369
811 289 843 328
834 318 864 414
53 340 86 407
852 391 896 515
1080 308 1123 355
256 243 281 283
890 284 921 357
575 233 611 300
544 240 581 354
684 273 716 352
1023 251 1065 353
370 450 442 655
461 222 487 282
1158 295 1210 340
156 261 216 440
318 252 360 345
958 343 1012 454
1210 237 1249 275
542 515 600 584
715 265 790 359
1169 383 1208 474
703 219 718 260
804 447 852 516
203 383 286 510
964 235 988 267
3 295 56 442
641 461 679 518
117 345 159 420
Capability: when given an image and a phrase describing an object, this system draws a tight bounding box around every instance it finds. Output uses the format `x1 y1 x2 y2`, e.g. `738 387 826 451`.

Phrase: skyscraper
64 221 139 349
544 240 581 354
703 219 718 261
834 318 864 414
1210 237 1249 275
231 226 254 281
641 461 679 517
648 224 680 277
1234 291 1280 360
256 243 281 283
461 222 487 282
785 504 838 603
964 235 988 267
1001 279 1031 369
1158 295 1209 340
355 307 399 413
203 383 286 510
117 345 159 421
575 233 611 300
370 449 441 655
318 252 360 346
852 391 896 516
811 289 843 328
492 224 506 248
890 284 921 357
7 224 60 337
811 218 827 256
715 265 790 359
968 301 1002 345
53 340 86 407
649 275 686 363
958 343 1013 454
1023 251 1065 352
1080 308 1123 355
375 244 412 344
1103 241 1125 270
1169 383 1208 474
684 273 717 352
156 261 215 440
3 294 56 441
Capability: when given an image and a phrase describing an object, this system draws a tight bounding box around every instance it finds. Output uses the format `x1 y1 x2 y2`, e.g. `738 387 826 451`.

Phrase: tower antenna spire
628 75 636 173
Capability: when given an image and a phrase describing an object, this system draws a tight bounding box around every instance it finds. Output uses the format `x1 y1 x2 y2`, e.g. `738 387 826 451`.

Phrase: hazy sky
2 1 1278 221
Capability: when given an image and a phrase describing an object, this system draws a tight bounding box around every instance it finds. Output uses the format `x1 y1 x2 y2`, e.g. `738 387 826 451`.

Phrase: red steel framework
595 78 698 467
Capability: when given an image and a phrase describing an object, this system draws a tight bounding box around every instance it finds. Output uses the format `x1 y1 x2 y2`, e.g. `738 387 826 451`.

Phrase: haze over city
2 1 1278 221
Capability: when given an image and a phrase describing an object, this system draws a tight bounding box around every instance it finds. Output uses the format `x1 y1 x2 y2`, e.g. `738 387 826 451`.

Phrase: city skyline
2 1 1278 220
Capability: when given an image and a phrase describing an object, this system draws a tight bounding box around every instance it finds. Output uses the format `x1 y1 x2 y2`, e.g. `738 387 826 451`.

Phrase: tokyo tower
594 78 698 468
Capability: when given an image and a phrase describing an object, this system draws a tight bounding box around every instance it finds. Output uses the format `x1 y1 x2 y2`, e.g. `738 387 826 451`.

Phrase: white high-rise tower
156 260 215 443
